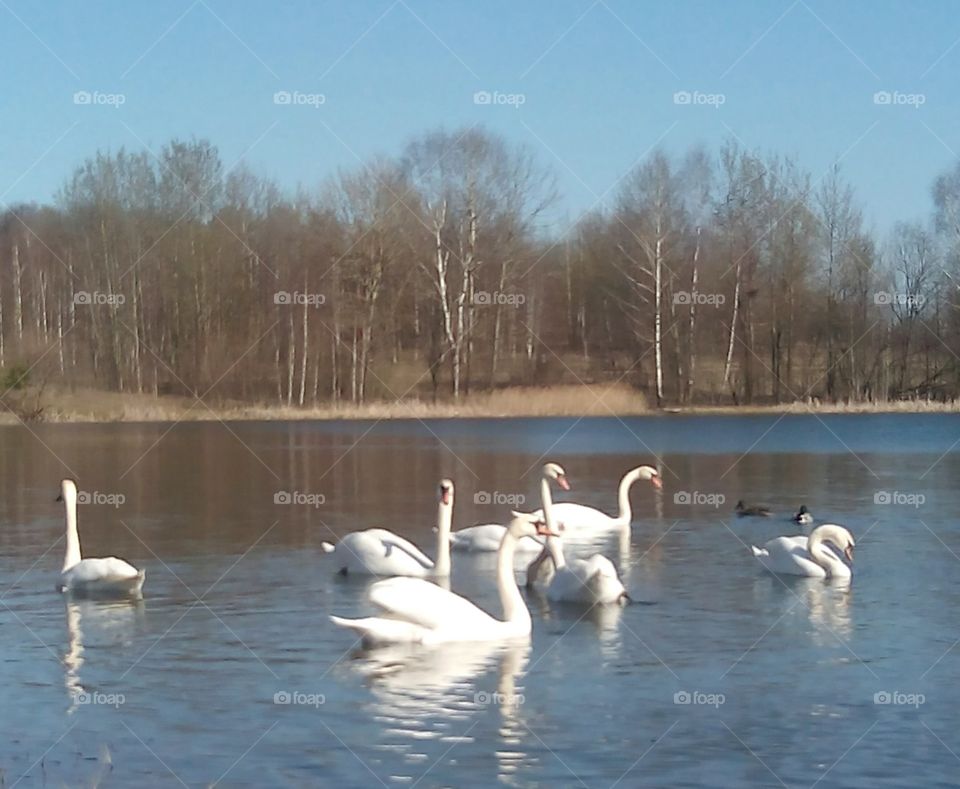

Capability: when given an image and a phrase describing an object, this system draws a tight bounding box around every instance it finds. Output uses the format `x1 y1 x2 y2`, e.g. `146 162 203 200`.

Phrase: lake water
1 414 959 787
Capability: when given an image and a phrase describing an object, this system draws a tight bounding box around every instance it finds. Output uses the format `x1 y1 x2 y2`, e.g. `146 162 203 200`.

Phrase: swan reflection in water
63 598 144 714
755 575 853 643
345 639 531 780
527 590 625 657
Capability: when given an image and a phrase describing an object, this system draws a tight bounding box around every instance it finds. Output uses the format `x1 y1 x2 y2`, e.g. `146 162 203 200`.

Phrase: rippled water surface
1 414 959 787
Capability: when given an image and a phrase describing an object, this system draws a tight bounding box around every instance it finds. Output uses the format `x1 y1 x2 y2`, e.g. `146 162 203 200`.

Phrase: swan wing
335 530 433 576
364 529 434 567
753 536 825 577
368 577 497 631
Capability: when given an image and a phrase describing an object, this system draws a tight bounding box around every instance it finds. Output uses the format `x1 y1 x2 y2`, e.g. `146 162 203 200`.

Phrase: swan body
447 463 569 552
751 524 855 578
530 465 660 533
793 505 813 526
448 524 543 553
526 470 629 605
330 511 555 647
736 500 772 517
57 479 144 597
529 542 628 605
322 480 454 577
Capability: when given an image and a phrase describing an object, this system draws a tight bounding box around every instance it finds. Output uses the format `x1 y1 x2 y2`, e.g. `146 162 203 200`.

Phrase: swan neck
547 535 566 570
433 498 452 576
617 471 636 524
62 488 81 573
541 476 556 529
525 546 550 587
808 527 845 576
498 530 529 627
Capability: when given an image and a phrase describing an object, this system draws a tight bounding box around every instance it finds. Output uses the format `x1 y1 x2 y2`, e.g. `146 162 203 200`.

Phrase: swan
329 511 556 646
793 505 813 526
447 463 569 553
530 465 661 533
525 463 628 604
526 535 629 605
321 479 453 577
736 500 771 518
750 523 855 578
57 479 145 597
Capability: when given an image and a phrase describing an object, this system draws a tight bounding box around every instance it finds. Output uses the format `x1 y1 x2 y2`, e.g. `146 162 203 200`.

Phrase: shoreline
1 386 958 425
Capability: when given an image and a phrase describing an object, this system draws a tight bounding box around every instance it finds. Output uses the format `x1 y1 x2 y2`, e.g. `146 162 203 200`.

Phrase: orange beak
558 475 570 491
441 488 451 505
535 519 560 537
844 545 854 563
651 475 663 490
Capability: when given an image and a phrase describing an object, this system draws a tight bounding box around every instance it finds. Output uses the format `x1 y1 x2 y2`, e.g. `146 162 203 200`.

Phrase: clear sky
2 0 958 237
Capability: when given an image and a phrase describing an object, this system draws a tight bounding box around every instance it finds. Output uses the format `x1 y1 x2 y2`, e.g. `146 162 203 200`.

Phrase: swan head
634 465 662 489
509 510 558 539
542 462 570 491
813 524 856 564
438 478 454 506
56 478 79 504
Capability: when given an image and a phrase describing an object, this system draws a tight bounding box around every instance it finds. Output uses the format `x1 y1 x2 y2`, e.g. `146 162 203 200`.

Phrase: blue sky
2 0 959 236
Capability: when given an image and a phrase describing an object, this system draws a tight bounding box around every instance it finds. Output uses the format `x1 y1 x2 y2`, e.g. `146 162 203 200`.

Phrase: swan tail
750 545 767 557
321 541 336 554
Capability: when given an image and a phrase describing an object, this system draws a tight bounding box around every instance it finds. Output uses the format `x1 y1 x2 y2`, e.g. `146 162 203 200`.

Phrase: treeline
2 128 960 410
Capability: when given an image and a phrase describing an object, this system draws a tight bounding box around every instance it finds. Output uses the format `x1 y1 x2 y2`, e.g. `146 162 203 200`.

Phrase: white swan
530 465 661 533
57 479 145 597
751 524 855 579
447 463 568 553
330 511 555 646
526 535 629 605
525 471 629 605
321 479 453 577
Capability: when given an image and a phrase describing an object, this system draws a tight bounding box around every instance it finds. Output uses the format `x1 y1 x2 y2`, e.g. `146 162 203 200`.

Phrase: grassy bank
1 385 957 424
0 384 650 424
669 400 960 415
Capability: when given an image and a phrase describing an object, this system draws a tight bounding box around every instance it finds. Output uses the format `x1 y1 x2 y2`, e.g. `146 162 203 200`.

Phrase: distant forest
2 127 960 409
